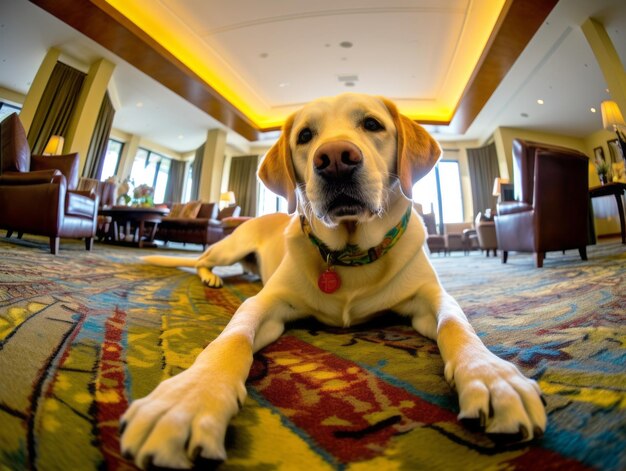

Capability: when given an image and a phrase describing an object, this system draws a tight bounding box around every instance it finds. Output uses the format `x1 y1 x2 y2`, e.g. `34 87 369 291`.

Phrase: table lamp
219 191 236 209
601 100 626 159
43 135 65 155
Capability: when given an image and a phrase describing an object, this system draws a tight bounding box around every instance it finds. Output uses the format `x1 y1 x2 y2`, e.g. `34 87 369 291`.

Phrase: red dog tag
318 268 341 294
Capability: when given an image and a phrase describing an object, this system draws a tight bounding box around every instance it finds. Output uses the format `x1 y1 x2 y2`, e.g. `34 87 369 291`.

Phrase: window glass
154 158 171 203
129 148 171 204
412 159 463 228
438 161 463 223
101 139 123 180
0 101 21 122
184 164 193 202
258 184 288 215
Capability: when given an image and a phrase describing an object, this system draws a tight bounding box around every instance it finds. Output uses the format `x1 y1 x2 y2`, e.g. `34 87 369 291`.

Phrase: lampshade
43 135 65 155
492 177 509 197
601 100 626 131
220 191 236 205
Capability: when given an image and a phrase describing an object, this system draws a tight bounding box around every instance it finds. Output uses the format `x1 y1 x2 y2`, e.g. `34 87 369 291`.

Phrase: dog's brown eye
363 117 384 132
297 128 313 144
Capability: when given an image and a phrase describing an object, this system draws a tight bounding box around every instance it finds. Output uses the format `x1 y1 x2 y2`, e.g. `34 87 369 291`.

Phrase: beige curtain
467 142 500 216
163 159 185 204
84 92 115 179
190 144 204 201
27 62 86 154
228 155 259 217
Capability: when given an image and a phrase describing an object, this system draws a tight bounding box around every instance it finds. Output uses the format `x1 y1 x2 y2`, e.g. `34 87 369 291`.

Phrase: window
413 160 463 232
101 139 124 180
0 101 22 122
184 163 193 202
257 184 288 215
129 148 172 204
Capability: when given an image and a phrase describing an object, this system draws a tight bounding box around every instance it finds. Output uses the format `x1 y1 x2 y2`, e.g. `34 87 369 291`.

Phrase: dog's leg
120 294 298 469
407 288 546 442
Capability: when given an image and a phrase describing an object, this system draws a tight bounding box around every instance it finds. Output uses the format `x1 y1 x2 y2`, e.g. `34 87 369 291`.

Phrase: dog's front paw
446 352 546 442
197 266 224 288
120 366 245 469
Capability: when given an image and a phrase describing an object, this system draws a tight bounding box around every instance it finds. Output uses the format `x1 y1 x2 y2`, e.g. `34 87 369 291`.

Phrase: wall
0 87 25 106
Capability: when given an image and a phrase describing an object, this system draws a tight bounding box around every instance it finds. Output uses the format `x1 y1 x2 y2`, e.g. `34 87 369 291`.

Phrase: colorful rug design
0 236 624 470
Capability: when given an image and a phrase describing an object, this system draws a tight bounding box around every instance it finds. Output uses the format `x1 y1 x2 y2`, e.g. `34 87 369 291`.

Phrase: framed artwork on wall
594 146 605 163
607 139 621 163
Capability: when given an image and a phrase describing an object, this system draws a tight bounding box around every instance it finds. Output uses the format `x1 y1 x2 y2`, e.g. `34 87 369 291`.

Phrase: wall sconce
219 191 236 209
601 100 626 159
43 135 65 155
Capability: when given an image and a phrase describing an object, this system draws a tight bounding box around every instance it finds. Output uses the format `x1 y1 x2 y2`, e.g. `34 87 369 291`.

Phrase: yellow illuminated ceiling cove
105 0 506 129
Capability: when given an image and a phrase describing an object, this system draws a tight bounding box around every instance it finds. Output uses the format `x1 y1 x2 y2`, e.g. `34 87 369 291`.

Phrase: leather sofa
494 139 589 267
155 203 243 250
0 113 98 254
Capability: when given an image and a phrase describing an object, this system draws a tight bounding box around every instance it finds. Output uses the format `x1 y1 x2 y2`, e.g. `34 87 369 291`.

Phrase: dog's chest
298 263 401 327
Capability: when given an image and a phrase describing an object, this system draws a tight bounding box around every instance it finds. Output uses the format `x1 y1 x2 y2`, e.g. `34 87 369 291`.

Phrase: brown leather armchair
0 113 98 254
494 139 589 267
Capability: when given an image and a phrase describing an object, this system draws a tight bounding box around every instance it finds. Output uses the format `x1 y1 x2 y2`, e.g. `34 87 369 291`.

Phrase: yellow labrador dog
120 93 546 469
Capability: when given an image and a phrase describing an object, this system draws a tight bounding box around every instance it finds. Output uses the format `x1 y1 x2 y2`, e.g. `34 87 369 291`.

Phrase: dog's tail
141 255 198 268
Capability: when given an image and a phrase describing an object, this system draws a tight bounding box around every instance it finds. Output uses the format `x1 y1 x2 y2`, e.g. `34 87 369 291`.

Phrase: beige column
582 18 626 114
198 129 227 202
64 58 115 174
18 48 61 134
117 134 141 181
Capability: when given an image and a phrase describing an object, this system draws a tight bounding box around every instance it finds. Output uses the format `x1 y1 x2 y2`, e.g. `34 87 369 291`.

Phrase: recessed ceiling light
590 107 597 113
136 102 143 108
537 99 544 105
279 82 290 88
339 41 353 48
178 135 184 139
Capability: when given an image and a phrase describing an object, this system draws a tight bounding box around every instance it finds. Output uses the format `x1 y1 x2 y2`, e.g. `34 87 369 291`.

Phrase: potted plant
133 184 155 207
595 158 610 184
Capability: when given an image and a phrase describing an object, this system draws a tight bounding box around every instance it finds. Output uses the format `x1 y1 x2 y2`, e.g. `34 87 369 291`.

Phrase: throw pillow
180 200 202 218
168 203 185 218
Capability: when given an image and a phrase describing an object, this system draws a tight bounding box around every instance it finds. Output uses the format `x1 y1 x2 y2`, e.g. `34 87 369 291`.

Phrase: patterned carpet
0 235 624 470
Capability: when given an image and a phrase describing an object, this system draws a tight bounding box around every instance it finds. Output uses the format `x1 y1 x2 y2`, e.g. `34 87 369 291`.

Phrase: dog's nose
313 141 362 180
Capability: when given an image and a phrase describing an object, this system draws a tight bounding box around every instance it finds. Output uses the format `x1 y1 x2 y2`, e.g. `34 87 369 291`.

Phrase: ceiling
0 0 625 155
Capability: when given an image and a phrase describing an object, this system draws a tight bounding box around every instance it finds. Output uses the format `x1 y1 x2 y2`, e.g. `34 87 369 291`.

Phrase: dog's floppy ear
382 98 441 199
258 115 297 213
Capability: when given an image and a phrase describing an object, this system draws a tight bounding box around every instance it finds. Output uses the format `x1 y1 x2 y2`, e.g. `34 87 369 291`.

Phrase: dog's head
258 93 441 226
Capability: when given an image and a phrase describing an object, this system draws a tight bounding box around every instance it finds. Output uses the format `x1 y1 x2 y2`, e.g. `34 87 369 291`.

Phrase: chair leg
17 232 23 239
50 237 60 255
579 246 588 261
535 252 544 268
85 237 94 251
501 251 508 264
6 230 13 238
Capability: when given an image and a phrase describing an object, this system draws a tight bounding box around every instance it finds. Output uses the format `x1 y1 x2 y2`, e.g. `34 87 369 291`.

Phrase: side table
589 182 626 244
99 206 170 248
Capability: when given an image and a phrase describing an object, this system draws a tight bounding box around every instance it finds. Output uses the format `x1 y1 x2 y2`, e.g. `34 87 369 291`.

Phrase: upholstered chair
0 113 98 254
494 139 589 267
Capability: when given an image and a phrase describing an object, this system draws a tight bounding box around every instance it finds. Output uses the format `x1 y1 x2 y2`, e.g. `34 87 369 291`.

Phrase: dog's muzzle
313 141 369 218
